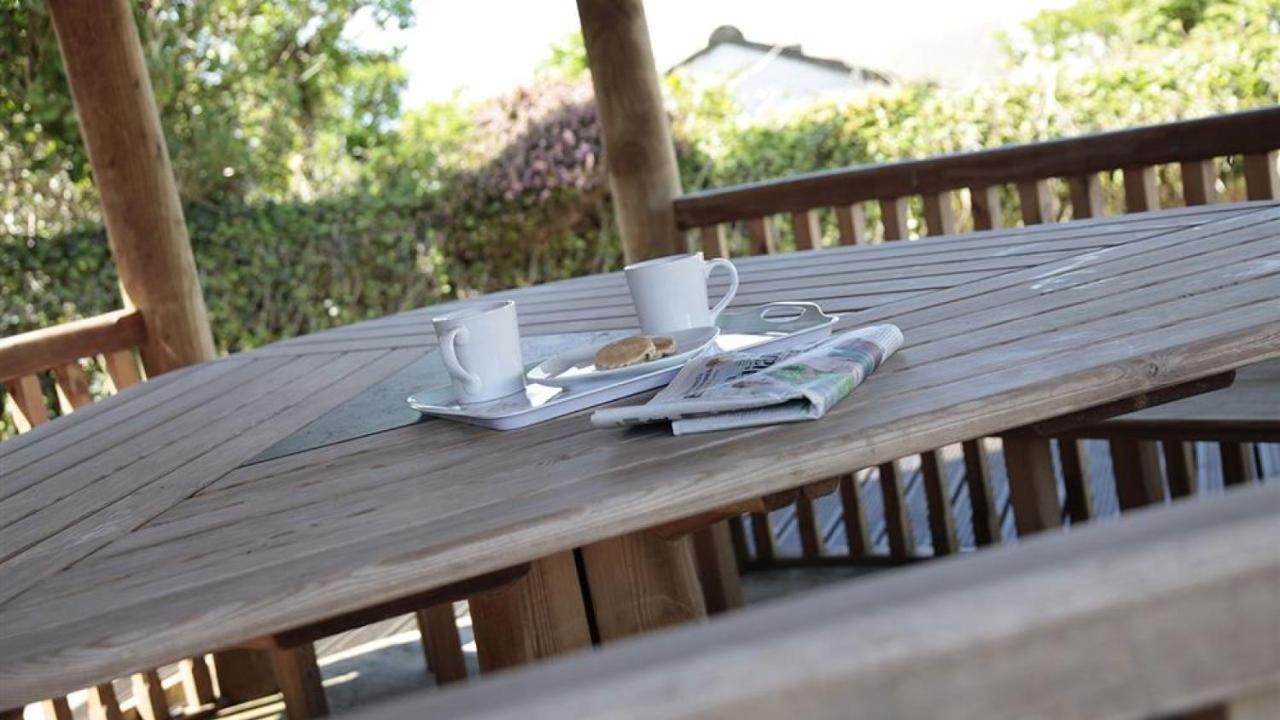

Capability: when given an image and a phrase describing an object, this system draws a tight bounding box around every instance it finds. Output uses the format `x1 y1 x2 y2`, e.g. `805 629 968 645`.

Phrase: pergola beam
577 0 685 262
48 0 215 375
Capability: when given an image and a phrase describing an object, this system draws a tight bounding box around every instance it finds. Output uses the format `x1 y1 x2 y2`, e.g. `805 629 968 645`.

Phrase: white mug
432 300 526 404
625 253 739 334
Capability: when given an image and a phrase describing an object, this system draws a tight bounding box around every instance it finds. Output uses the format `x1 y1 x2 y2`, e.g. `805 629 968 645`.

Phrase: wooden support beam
41 698 73 720
1243 151 1279 200
749 511 776 562
698 225 729 259
1017 179 1054 225
961 440 1001 546
794 494 825 558
1181 160 1219 205
838 473 872 558
1069 174 1105 219
744 217 777 255
1220 442 1258 485
1057 439 1094 523
52 362 93 413
47 0 215 375
468 552 591 673
4 376 49 432
790 209 821 250
922 192 958 236
180 657 215 711
103 349 144 392
1163 441 1198 498
969 186 1003 230
0 309 146 384
834 204 867 245
211 649 278 704
581 532 706 642
690 522 743 615
1110 439 1167 510
416 604 467 685
577 0 683 262
1002 435 1061 536
131 669 171 720
89 683 124 720
878 198 910 240
919 449 958 555
269 645 328 719
1123 166 1160 212
877 461 915 558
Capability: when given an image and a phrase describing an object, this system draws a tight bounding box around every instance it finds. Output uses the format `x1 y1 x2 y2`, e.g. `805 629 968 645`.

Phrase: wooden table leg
269 645 328 719
468 552 591 673
690 521 743 615
1003 435 1062 536
212 648 278 703
580 531 707 642
416 603 467 685
1111 439 1167 510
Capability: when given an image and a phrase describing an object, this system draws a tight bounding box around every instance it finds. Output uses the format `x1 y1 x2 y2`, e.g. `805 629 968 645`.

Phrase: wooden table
2 202 1278 708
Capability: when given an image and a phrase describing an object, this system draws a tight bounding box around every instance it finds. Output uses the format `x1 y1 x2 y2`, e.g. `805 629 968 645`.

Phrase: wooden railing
675 106 1280 251
2 308 148 433
669 108 1280 567
345 482 1280 720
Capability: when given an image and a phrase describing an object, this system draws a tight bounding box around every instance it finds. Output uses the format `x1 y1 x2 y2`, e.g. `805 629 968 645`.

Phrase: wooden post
48 0 215 376
577 0 684 262
580 531 706 642
468 553 592 673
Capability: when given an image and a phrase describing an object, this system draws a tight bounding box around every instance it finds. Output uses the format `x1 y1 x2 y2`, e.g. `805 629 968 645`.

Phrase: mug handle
440 327 483 395
704 257 739 322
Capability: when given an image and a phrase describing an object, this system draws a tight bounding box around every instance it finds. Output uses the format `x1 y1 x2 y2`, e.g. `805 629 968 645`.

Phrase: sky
348 0 1074 108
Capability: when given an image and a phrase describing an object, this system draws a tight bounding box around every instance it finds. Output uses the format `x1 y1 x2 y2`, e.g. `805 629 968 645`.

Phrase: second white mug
432 300 526 404
625 252 739 334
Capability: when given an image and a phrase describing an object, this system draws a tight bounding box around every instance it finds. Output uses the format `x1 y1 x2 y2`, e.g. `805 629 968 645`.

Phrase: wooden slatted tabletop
2 203 1278 706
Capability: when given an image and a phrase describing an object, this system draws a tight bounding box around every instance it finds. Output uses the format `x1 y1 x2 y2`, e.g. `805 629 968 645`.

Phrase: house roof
668 25 893 85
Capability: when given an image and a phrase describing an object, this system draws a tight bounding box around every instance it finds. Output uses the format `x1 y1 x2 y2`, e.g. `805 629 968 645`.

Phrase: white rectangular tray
407 302 838 430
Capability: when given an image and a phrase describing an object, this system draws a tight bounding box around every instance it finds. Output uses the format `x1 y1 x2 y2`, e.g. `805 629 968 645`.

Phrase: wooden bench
666 107 1280 575
339 481 1280 720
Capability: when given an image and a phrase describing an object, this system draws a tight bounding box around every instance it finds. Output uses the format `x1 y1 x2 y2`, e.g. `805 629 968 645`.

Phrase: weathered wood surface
1 204 1277 706
47 0 215 375
0 309 145 384
671 107 1280 228
342 482 1280 720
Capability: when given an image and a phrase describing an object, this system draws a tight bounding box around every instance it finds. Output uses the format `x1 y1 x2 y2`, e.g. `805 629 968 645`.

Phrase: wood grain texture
47 0 214 375
340 483 1280 720
269 645 327 719
577 0 682 262
103 349 144 392
2 205 1278 706
468 553 591 673
0 309 145 384
581 532 706 642
417 604 467 685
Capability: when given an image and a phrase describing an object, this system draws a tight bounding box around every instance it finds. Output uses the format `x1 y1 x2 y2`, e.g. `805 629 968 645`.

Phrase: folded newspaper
591 324 903 435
